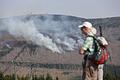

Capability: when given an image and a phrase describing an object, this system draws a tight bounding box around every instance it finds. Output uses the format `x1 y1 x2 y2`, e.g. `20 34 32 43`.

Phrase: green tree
0 72 3 80
104 72 115 80
46 73 53 80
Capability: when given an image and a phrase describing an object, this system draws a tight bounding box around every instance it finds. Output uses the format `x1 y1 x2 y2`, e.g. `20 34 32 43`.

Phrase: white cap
78 21 97 35
78 22 92 29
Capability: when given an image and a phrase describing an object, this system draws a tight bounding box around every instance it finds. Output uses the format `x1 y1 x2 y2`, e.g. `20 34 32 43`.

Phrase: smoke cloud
0 15 83 53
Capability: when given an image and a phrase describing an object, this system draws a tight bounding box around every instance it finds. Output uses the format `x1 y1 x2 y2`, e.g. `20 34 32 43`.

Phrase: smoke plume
0 15 83 53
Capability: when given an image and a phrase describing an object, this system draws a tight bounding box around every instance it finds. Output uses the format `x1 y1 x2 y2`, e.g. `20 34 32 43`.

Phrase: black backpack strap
87 35 100 53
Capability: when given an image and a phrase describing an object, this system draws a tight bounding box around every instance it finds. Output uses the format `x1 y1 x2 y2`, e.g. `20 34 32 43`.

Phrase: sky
0 0 120 18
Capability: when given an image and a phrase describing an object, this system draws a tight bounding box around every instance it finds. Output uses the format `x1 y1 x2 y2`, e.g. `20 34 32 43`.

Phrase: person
78 22 104 80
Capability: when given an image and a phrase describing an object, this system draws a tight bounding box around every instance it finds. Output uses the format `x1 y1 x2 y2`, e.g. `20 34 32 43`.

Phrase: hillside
0 14 120 79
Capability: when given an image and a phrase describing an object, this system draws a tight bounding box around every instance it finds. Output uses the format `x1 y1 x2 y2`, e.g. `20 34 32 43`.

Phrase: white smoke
33 15 83 51
3 19 61 53
0 15 83 53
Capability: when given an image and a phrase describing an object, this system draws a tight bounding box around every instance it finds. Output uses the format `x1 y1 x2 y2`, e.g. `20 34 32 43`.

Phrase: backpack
88 36 110 65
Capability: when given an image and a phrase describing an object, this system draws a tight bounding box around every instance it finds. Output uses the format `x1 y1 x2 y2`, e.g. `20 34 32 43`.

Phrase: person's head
78 22 97 36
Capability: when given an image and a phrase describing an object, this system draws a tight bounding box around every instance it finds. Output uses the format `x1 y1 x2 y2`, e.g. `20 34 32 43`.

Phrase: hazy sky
0 0 120 18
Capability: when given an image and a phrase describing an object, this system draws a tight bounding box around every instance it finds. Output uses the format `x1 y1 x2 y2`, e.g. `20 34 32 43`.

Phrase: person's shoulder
86 36 94 41
84 36 94 43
